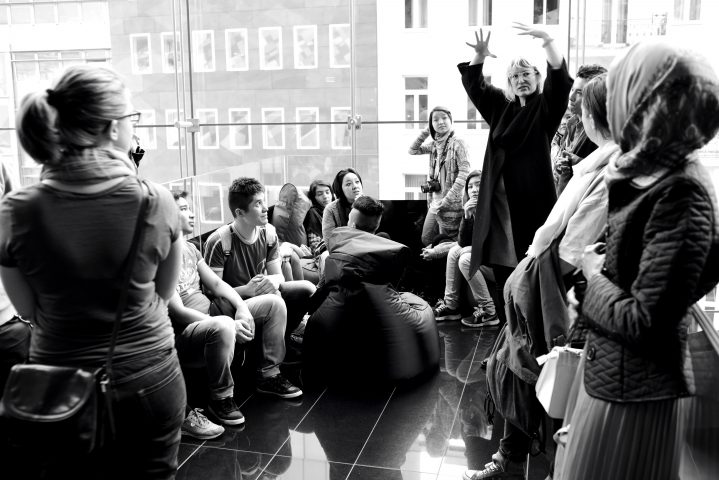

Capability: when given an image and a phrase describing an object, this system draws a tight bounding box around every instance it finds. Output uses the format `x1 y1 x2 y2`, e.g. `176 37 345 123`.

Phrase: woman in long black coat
458 23 572 326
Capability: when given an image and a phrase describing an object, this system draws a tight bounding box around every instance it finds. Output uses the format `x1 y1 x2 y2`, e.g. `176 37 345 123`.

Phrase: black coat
458 61 572 271
582 161 719 402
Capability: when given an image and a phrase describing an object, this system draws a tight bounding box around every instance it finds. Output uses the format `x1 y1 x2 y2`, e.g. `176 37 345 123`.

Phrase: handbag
535 346 582 419
0 179 149 455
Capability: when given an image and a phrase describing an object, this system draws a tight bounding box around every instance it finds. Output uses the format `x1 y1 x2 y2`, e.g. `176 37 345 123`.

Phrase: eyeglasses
117 111 142 126
509 71 536 83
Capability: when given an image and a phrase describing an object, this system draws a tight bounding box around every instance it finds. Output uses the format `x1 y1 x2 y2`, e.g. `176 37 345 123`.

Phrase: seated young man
203 177 316 357
171 192 302 426
347 195 384 234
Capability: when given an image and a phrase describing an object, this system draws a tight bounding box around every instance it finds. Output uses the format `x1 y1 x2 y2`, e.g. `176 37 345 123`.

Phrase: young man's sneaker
208 396 245 426
256 374 303 399
462 459 525 479
432 300 461 322
181 408 225 440
461 306 500 328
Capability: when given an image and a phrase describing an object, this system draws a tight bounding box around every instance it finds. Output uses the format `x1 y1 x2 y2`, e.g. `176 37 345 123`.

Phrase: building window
161 32 182 74
404 76 428 129
293 25 318 69
262 108 285 149
404 174 426 200
674 0 701 21
192 30 215 72
405 0 427 28
467 84 489 130
10 50 111 103
226 29 249 71
469 0 492 27
197 109 219 149
136 109 157 150
259 27 283 70
331 107 351 150
130 34 152 75
296 107 319 149
533 0 559 25
329 24 350 68
229 109 251 149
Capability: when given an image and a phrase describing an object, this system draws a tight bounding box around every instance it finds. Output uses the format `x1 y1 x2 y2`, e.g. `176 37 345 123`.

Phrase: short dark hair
172 190 188 202
332 168 363 206
351 195 384 233
228 177 264 217
576 64 607 80
582 74 610 138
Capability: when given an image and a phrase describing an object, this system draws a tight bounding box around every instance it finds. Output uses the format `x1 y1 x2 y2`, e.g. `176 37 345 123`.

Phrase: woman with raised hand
458 23 572 328
557 40 719 480
0 64 185 479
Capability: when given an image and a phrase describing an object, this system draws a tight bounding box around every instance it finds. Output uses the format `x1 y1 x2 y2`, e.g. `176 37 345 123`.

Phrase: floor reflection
177 322 552 480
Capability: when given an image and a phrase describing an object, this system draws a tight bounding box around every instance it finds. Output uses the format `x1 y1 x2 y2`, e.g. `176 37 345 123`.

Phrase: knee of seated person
208 316 236 339
458 251 472 270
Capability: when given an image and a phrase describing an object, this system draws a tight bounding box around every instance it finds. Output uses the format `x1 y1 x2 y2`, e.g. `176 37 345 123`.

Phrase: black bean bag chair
304 227 440 385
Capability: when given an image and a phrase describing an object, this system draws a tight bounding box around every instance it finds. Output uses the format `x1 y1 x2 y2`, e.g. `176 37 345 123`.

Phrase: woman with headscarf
409 106 471 246
458 23 572 326
321 167 363 242
303 179 335 255
557 40 719 480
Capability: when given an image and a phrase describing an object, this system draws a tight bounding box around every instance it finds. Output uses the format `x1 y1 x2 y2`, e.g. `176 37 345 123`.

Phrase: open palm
465 28 497 58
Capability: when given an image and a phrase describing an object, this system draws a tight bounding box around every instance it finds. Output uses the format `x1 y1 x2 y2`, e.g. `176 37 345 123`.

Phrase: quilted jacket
582 160 719 402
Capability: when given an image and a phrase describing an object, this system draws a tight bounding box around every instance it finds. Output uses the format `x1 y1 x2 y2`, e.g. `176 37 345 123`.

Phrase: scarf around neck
41 146 137 185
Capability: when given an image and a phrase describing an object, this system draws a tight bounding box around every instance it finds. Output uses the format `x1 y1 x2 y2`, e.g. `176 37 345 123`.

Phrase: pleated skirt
557 379 682 480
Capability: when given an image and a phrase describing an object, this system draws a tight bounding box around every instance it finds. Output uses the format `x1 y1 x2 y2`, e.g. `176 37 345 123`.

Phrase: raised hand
465 28 497 59
512 22 551 41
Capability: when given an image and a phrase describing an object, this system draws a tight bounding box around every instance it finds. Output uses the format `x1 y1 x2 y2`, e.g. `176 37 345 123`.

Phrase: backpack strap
218 223 233 258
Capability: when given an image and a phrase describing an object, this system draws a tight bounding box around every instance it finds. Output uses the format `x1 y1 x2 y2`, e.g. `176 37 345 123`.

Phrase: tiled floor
177 322 551 480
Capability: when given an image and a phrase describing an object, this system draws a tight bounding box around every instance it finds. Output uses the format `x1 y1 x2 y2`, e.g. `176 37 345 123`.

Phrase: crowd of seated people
1 23 718 480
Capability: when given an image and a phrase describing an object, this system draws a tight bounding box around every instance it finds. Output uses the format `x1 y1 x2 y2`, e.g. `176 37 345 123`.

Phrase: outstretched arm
512 22 563 69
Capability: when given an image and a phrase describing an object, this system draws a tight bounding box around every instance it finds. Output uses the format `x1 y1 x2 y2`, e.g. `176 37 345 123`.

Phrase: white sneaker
181 408 225 440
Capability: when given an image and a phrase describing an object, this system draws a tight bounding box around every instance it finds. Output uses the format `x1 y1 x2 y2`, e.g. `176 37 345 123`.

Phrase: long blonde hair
504 58 542 102
16 64 127 166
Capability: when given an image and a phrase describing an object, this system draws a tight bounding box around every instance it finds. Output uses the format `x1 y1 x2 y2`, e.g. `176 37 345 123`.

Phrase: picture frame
229 108 252 149
160 32 182 74
192 30 215 72
296 107 319 149
196 108 219 149
262 108 285 149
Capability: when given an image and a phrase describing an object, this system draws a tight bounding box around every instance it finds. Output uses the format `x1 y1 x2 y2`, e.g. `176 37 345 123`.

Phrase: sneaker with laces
181 408 225 440
432 300 461 322
256 374 303 399
461 306 500 328
462 459 525 479
208 396 245 426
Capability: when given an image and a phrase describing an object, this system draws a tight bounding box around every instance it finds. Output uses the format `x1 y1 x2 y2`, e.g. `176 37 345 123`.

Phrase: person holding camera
409 106 471 247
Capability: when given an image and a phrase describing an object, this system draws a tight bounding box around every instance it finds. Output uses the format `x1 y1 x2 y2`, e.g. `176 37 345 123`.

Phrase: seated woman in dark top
322 167 363 242
303 179 334 256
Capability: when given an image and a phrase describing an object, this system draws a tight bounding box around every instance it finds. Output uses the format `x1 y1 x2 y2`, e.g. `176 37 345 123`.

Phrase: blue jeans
175 316 236 400
105 348 186 479
8 348 186 480
443 244 496 318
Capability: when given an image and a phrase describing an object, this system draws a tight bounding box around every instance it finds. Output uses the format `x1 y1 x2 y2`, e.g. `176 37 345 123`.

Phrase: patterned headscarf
606 40 719 183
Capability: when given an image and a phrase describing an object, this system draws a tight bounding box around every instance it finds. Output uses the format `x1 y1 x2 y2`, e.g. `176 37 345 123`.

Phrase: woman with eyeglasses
457 23 572 319
0 64 185 479
457 22 572 480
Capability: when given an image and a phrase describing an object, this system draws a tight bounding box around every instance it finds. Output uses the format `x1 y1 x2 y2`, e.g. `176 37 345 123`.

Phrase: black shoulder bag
0 179 150 455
